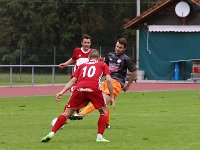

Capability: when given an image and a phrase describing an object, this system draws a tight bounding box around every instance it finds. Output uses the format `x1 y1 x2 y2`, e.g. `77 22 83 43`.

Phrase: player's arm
56 77 77 101
59 58 76 69
105 74 115 109
122 70 137 92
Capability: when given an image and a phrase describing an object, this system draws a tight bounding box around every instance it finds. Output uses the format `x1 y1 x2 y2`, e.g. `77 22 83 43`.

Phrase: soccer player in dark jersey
41 49 114 143
71 38 137 128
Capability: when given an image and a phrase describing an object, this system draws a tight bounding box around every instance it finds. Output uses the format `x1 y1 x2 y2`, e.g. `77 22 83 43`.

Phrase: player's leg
100 94 111 128
106 108 111 128
70 103 95 120
42 108 74 142
42 90 88 142
70 94 111 122
87 91 110 142
96 107 110 142
104 80 121 128
71 80 121 123
70 82 111 121
70 104 111 126
78 94 112 128
80 103 96 115
70 81 110 120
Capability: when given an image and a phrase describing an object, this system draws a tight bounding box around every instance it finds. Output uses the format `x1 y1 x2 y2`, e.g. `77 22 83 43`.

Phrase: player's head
81 34 92 51
115 38 127 56
89 49 100 60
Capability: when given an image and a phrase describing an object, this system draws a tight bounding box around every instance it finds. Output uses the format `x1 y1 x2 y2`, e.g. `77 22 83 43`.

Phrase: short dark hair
117 38 127 49
82 34 92 41
89 49 100 59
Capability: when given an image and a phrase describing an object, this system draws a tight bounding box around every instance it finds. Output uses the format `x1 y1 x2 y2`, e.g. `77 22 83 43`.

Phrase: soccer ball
51 117 58 126
50 117 65 129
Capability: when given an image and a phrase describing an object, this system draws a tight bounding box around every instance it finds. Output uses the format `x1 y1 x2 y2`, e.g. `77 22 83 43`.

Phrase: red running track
0 83 199 98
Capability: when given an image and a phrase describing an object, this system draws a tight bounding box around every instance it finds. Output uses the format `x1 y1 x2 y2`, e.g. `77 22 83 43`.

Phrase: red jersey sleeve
72 67 79 78
103 62 110 76
71 48 79 60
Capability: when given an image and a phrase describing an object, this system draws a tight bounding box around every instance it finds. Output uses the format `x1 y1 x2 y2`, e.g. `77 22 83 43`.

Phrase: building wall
139 29 200 80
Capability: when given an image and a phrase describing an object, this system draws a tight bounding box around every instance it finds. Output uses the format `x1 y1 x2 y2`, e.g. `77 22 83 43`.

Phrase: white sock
97 134 102 139
49 132 55 136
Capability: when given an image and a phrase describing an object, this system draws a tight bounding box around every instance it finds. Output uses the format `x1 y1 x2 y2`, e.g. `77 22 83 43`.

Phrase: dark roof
123 0 200 29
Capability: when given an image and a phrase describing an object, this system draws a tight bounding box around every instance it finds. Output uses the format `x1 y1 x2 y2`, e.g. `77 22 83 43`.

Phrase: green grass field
0 73 105 86
0 90 200 150
0 73 71 86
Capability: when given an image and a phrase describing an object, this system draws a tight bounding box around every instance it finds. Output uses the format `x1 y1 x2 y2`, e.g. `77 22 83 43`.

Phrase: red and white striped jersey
72 47 92 71
72 59 110 91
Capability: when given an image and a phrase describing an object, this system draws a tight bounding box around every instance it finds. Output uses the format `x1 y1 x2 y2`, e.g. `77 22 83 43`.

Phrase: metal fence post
52 66 55 86
10 66 12 87
32 66 34 86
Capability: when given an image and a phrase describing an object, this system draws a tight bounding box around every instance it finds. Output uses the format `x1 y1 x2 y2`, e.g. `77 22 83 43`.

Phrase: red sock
52 115 66 133
97 114 108 135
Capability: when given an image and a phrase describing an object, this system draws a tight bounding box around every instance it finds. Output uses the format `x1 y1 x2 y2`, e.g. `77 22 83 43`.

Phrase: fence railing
0 65 74 87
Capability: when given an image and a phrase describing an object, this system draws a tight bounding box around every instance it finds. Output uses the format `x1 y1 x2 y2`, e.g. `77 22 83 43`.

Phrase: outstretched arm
56 77 77 101
105 74 115 109
59 58 76 69
122 70 137 92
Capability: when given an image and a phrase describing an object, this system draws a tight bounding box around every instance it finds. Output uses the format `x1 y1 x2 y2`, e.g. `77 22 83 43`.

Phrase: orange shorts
101 79 122 99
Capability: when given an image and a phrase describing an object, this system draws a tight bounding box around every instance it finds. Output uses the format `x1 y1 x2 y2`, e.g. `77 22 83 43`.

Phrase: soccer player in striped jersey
59 33 92 112
59 34 92 72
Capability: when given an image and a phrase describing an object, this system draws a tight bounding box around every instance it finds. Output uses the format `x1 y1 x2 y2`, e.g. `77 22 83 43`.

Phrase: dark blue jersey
105 52 137 87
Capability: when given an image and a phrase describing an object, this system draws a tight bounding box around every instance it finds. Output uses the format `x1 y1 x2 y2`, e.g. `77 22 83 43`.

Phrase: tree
0 0 158 65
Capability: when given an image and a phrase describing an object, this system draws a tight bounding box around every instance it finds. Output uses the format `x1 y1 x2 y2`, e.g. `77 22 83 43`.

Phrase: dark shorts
65 90 106 110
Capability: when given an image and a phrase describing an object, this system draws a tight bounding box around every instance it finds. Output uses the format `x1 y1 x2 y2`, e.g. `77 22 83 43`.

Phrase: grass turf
0 73 71 86
0 90 200 150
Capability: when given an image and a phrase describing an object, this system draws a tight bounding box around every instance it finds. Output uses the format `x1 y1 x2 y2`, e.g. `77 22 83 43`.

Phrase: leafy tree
0 0 159 65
